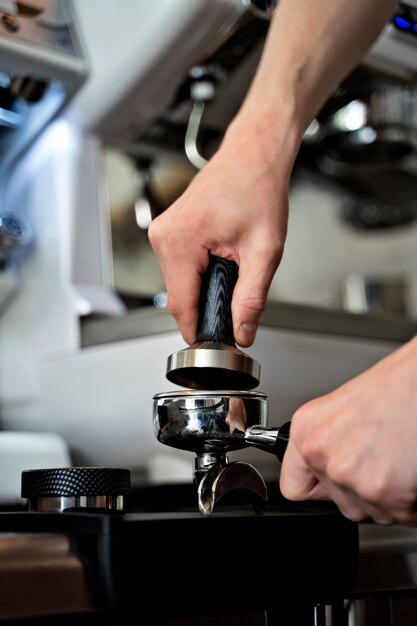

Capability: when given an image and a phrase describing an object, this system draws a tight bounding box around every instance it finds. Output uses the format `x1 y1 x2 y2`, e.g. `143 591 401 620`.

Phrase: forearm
224 0 399 173
148 0 399 348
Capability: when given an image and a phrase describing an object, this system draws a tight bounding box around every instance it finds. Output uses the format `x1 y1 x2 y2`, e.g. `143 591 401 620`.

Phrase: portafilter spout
166 255 260 390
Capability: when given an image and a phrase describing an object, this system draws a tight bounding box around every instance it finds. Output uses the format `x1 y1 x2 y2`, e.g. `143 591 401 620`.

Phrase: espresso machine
0 0 87 314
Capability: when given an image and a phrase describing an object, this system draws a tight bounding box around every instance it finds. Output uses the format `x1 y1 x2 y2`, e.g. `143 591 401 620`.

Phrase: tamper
166 255 260 390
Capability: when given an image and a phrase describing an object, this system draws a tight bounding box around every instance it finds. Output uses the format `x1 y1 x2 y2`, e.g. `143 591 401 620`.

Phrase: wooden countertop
0 533 95 621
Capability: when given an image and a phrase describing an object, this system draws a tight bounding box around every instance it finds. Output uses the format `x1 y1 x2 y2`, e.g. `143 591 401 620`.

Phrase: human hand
279 336 417 526
148 125 291 348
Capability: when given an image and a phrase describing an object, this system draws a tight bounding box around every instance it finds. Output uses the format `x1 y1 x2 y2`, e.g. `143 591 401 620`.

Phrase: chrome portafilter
21 467 131 512
153 390 290 515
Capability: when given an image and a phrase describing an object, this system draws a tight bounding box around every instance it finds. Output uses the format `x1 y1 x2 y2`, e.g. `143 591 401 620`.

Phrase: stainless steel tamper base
26 495 124 513
166 341 261 390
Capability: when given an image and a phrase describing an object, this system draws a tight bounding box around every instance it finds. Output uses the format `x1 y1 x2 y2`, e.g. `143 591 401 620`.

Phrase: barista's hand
280 335 417 526
148 123 293 347
148 0 398 348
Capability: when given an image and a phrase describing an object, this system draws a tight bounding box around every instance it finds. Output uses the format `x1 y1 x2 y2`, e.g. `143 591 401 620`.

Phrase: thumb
231 255 278 347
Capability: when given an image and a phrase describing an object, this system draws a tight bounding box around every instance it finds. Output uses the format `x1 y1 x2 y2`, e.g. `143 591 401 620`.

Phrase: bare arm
148 1 417 528
238 0 398 138
148 0 399 346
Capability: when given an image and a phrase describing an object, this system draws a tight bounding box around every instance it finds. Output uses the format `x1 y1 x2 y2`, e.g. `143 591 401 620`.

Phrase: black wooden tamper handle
166 255 260 390
195 255 238 345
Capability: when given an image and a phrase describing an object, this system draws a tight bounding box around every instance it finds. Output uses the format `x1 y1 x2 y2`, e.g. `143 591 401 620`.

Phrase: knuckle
166 296 182 320
398 511 417 526
301 433 325 468
339 506 368 523
249 245 283 275
357 475 392 507
239 292 267 315
290 402 318 441
326 457 354 488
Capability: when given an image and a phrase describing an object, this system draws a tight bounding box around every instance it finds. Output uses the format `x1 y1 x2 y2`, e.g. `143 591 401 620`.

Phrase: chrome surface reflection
153 390 268 453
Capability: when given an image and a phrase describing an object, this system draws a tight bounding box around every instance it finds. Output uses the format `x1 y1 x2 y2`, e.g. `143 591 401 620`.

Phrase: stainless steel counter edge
80 301 417 348
354 524 417 595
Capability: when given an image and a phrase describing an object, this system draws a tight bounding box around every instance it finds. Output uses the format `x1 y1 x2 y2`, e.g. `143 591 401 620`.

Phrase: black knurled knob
21 467 131 498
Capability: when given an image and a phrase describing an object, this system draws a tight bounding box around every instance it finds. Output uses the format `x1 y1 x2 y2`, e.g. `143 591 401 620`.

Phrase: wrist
222 90 303 181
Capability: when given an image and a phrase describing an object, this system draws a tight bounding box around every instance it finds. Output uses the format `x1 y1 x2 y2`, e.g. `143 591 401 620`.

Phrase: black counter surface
4 482 417 625
0 482 359 623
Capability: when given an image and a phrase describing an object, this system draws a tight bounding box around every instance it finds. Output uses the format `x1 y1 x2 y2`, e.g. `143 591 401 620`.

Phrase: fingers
280 447 397 524
148 216 209 345
232 243 282 347
149 216 284 346
279 403 374 521
279 439 325 500
163 258 205 345
148 160 287 347
279 384 417 526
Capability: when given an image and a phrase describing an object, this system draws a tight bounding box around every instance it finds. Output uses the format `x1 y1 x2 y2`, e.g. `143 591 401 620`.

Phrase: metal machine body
0 0 87 182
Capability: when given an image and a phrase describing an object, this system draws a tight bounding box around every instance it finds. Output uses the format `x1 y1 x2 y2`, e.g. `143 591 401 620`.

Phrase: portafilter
153 390 290 515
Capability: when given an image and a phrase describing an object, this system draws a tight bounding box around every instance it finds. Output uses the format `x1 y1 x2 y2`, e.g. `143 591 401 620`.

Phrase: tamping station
153 255 291 515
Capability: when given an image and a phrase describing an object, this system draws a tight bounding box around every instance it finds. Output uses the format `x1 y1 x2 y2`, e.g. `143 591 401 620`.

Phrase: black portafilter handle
166 255 261 390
